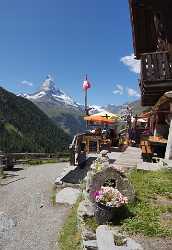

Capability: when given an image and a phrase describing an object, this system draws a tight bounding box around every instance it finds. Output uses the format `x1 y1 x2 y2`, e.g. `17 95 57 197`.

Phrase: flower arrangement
94 186 128 208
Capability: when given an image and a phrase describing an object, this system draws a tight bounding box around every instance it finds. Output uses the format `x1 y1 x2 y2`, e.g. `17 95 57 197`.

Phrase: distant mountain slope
104 100 150 116
0 87 71 153
36 101 86 135
127 100 150 116
18 75 87 135
18 75 150 135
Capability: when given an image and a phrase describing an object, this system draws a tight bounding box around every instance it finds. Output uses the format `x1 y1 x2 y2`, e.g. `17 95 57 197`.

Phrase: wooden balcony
140 51 172 106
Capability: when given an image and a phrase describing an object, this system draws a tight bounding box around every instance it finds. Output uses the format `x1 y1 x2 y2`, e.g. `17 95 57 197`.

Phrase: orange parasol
84 115 115 124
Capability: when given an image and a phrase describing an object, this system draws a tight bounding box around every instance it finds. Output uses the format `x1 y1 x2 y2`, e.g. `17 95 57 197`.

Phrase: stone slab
78 200 95 219
96 225 143 250
56 187 80 205
114 238 143 250
0 212 16 241
96 225 116 250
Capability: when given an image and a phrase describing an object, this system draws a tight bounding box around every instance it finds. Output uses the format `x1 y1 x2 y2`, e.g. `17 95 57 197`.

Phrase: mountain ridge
0 86 71 153
18 75 81 109
18 76 149 135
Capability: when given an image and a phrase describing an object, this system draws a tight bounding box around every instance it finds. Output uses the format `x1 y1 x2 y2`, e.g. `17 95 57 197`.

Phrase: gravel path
0 163 70 250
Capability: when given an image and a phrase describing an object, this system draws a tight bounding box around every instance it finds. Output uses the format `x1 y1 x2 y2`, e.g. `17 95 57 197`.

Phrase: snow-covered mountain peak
40 75 56 93
18 75 80 108
18 75 128 113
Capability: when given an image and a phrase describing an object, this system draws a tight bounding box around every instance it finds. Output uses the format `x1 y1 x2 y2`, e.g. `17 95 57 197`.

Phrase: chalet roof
129 0 156 59
129 0 172 59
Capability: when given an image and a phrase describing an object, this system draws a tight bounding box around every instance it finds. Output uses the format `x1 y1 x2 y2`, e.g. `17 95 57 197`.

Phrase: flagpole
83 74 91 127
85 88 88 115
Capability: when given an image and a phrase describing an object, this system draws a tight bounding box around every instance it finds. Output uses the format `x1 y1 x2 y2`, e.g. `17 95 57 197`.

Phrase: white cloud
113 84 124 95
120 54 140 74
20 80 33 87
126 87 140 98
113 83 141 99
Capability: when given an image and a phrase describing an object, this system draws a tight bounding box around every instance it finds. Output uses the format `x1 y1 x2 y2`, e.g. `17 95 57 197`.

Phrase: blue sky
0 0 140 106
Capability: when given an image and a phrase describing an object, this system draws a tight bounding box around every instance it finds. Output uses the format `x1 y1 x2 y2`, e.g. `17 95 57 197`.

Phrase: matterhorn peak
40 75 56 92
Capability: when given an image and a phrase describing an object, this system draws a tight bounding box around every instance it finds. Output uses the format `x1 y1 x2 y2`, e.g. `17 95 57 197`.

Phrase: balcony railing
141 51 172 83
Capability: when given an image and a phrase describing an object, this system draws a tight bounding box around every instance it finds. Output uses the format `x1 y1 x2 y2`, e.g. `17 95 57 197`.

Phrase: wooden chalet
129 0 172 106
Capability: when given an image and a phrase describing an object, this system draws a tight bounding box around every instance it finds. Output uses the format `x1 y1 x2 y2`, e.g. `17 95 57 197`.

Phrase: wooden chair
140 140 153 162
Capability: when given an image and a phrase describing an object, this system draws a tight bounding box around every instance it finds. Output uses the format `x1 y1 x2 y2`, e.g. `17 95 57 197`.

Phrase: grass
84 217 98 233
50 185 57 206
27 157 69 166
127 169 172 200
121 169 172 237
58 198 82 250
0 168 7 179
27 159 58 165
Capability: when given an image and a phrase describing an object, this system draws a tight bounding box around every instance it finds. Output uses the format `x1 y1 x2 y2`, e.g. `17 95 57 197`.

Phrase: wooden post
165 119 172 159
153 113 158 137
165 103 172 159
0 154 3 177
97 139 100 153
87 138 90 153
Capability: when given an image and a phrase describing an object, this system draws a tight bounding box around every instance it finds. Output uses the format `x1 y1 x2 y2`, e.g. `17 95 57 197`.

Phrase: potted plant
93 186 128 224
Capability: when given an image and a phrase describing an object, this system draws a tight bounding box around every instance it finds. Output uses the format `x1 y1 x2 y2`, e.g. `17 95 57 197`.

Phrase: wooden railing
0 152 70 169
141 51 172 83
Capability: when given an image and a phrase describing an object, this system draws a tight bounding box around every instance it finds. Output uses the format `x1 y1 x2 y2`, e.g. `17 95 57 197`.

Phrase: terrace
140 51 172 106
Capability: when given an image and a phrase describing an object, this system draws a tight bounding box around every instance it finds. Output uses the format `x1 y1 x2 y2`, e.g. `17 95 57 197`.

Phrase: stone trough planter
94 202 127 225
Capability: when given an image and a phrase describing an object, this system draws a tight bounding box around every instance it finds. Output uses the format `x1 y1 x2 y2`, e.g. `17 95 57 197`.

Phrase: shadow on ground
4 167 24 172
61 157 96 184
0 166 25 186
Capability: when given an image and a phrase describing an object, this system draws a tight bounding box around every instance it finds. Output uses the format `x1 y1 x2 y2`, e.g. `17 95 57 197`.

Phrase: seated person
101 133 111 151
95 127 102 136
108 128 117 146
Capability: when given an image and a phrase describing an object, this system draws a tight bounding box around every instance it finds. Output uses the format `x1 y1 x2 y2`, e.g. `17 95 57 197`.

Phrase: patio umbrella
84 115 114 124
84 111 121 124
90 111 120 120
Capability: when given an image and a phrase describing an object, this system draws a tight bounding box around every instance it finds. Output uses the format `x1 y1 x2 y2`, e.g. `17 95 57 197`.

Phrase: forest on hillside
0 87 71 153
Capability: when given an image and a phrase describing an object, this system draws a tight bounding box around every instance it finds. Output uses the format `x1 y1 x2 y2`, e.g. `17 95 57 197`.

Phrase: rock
83 240 98 250
110 226 126 238
56 187 80 205
96 225 143 250
78 200 95 219
86 171 95 192
0 212 16 241
120 238 143 250
55 177 63 185
82 228 96 240
96 225 116 250
110 227 127 247
87 166 135 203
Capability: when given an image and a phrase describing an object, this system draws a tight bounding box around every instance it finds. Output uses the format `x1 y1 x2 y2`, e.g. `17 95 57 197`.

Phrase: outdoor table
148 136 167 158
100 139 111 151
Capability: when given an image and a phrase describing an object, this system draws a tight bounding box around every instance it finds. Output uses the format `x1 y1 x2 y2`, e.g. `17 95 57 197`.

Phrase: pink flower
94 186 128 207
